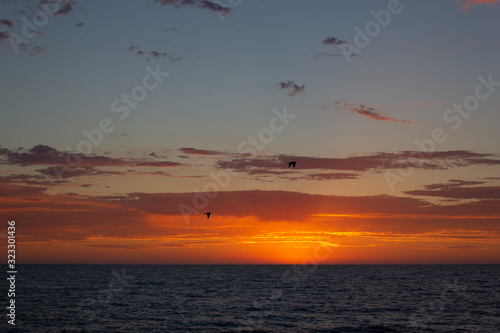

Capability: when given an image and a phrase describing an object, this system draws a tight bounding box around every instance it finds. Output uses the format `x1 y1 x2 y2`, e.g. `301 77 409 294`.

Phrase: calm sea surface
5 265 500 332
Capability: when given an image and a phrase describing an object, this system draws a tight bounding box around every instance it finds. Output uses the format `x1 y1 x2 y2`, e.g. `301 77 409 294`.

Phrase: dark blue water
4 265 499 332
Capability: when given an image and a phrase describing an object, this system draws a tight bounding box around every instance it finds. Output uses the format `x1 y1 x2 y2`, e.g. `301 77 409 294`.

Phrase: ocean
6 265 499 332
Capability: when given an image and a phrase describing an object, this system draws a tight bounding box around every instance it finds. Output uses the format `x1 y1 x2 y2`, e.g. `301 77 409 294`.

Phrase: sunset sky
1 0 499 264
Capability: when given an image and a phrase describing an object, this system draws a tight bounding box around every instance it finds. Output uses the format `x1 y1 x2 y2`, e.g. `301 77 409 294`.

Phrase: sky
1 0 499 264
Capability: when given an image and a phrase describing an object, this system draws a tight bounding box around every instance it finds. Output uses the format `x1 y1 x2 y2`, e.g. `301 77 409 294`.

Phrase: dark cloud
336 100 412 123
0 144 182 167
0 174 66 186
52 1 74 16
0 145 183 179
1 144 63 166
36 166 126 179
278 80 305 96
102 190 428 221
198 0 232 16
153 0 234 17
322 36 348 45
404 180 500 199
217 151 500 176
133 170 171 177
129 46 182 62
420 179 486 190
134 161 181 167
319 36 359 59
150 50 167 58
0 19 13 27
179 147 226 156
217 164 359 181
154 0 198 6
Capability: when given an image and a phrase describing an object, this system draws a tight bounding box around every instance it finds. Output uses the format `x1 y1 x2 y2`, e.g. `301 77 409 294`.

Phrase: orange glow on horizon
13 211 499 264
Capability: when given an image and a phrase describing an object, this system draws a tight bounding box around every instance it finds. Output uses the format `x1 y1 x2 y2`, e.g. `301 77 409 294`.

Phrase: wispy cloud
217 151 500 177
30 45 43 56
0 31 10 41
36 165 126 179
305 172 359 181
0 145 183 179
277 80 305 96
322 36 348 45
443 245 483 250
318 35 359 59
0 174 66 186
179 147 227 156
315 52 342 58
153 0 234 17
335 99 412 123
459 0 500 11
129 45 182 62
404 179 500 199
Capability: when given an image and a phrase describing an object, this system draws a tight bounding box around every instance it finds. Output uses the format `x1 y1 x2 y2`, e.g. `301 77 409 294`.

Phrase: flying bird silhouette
205 212 211 219
288 161 297 168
